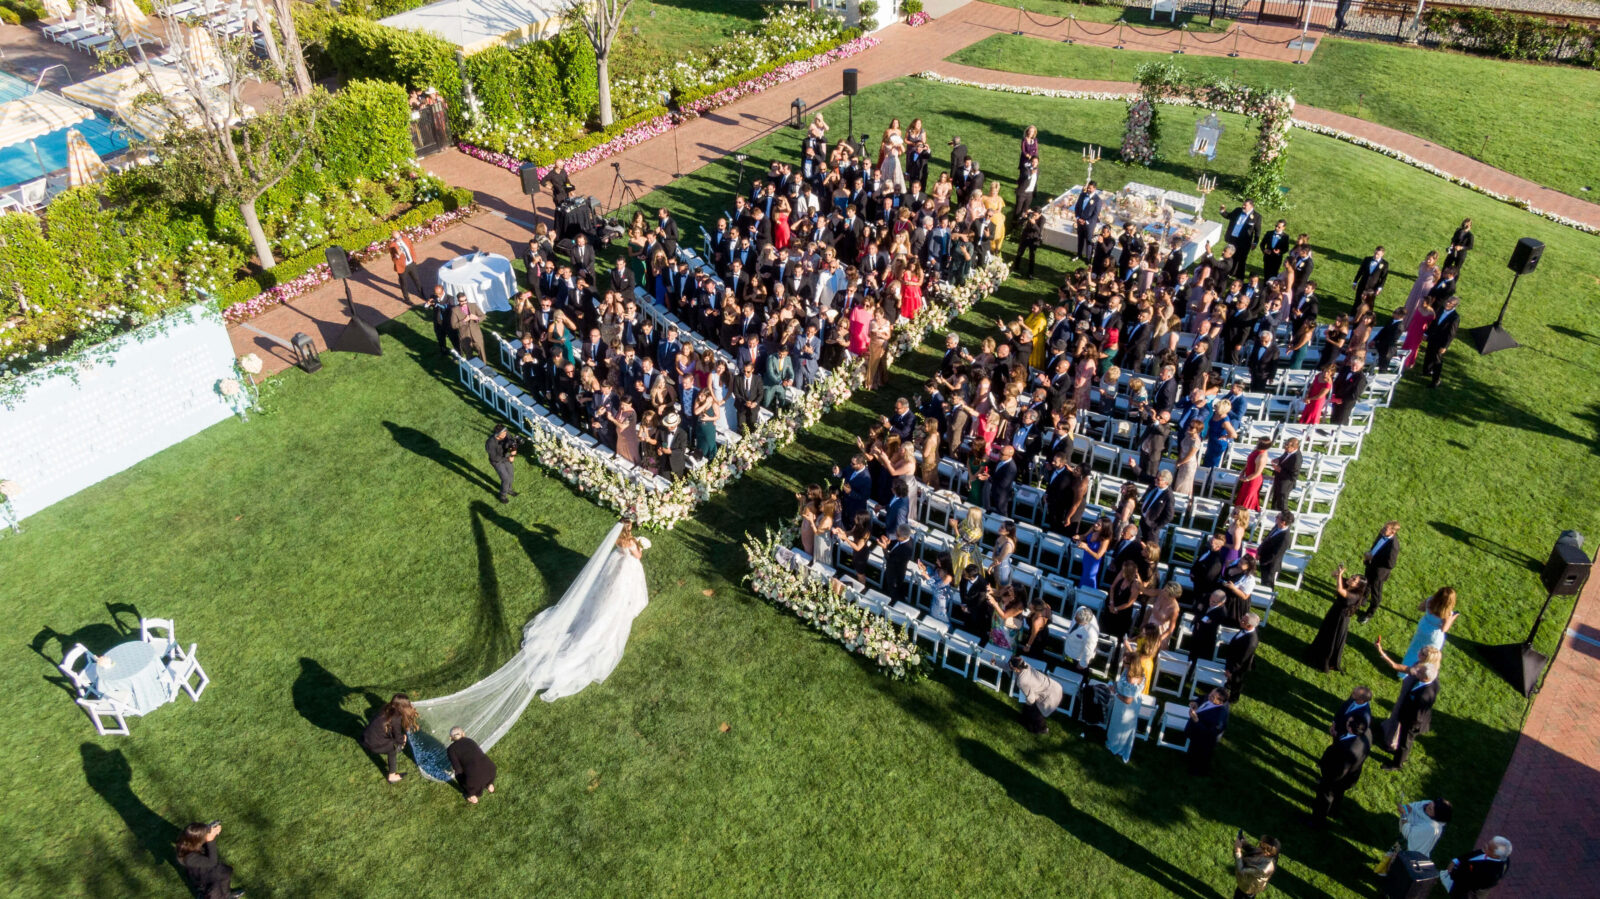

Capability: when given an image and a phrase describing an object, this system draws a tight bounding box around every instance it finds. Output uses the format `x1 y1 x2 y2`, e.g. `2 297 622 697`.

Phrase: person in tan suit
449 294 486 359
389 230 423 301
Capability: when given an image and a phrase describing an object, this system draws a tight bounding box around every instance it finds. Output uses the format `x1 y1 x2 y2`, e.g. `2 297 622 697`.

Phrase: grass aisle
3 79 1598 897
947 34 1600 200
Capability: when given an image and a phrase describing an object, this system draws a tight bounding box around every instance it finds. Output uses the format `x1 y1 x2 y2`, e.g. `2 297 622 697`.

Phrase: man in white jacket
1010 656 1063 735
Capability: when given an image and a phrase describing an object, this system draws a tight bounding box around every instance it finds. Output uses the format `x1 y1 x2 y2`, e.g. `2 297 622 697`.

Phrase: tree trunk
239 196 276 269
596 52 613 128
273 0 314 97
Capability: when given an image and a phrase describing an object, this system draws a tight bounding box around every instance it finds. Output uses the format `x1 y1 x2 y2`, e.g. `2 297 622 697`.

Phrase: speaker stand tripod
1485 588 1561 696
605 163 641 215
1471 271 1522 355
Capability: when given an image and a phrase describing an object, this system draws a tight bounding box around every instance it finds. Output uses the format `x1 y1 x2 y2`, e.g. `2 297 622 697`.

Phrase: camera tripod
605 161 641 214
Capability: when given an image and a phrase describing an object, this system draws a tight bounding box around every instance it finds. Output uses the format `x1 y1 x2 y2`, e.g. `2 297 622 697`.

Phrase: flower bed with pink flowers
457 35 881 180
906 12 933 27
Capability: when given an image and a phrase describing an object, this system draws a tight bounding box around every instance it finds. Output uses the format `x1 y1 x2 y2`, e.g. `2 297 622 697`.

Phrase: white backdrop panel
0 305 237 520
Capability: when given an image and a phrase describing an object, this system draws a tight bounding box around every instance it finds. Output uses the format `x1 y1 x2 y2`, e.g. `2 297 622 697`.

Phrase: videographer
177 820 246 898
1232 832 1280 898
487 424 519 504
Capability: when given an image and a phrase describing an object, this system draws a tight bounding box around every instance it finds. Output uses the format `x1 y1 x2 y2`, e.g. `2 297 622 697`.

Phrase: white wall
0 304 238 521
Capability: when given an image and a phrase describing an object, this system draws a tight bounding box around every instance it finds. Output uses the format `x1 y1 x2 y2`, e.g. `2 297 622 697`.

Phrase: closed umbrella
65 128 108 186
184 24 222 77
107 0 169 45
40 0 72 20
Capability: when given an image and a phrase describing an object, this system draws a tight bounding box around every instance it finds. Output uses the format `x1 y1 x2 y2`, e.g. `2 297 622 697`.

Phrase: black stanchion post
1115 21 1125 49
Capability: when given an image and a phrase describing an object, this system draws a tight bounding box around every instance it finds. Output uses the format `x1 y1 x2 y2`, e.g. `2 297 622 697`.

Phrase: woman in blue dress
1400 587 1458 672
1075 518 1114 589
1105 658 1145 763
1201 400 1238 468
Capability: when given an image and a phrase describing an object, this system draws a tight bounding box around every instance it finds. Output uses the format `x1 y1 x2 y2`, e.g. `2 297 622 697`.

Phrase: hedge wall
323 16 465 118
1423 7 1599 67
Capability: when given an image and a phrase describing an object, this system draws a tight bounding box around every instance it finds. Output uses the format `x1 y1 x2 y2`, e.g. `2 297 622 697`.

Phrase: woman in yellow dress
1126 622 1162 695
1025 300 1049 370
951 506 985 576
982 183 1006 253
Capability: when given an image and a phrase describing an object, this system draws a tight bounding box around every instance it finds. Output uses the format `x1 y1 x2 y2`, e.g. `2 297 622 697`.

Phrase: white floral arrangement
637 536 652 551
0 478 18 534
744 526 922 679
238 353 263 376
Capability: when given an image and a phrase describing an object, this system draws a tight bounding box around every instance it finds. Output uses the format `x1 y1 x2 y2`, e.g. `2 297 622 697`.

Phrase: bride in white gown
409 521 649 780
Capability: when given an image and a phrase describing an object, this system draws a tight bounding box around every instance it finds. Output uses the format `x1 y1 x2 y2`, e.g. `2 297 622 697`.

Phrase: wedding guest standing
1223 613 1261 699
1400 587 1459 670
447 726 498 804
1221 200 1261 277
1441 837 1512 897
1353 246 1390 297
1105 658 1145 763
1259 219 1289 279
451 294 487 360
1269 438 1301 512
1421 295 1461 388
177 822 244 899
1378 659 1439 770
1398 797 1452 857
1358 521 1401 623
1405 250 1441 319
486 424 518 505
1073 181 1103 259
1184 688 1230 776
1444 217 1474 271
389 230 422 302
1310 717 1370 827
1307 564 1365 672
363 693 418 783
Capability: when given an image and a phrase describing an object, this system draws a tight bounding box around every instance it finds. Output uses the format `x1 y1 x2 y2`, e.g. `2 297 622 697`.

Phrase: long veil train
409 522 648 781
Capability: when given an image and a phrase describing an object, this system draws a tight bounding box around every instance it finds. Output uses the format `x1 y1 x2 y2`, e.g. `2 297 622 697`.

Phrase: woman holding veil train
402 521 651 783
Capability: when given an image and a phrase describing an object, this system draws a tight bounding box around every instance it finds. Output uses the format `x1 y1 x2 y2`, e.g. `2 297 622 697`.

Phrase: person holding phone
177 821 245 898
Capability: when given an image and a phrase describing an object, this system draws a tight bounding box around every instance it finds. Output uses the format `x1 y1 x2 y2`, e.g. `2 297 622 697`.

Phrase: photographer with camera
1232 832 1280 898
487 424 520 504
177 820 246 898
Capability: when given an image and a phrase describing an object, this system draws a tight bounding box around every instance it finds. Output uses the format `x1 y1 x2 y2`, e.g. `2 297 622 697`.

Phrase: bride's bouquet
637 536 652 551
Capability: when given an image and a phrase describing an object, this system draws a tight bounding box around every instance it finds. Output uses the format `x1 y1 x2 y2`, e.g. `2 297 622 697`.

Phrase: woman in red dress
899 260 925 321
773 198 791 250
1299 363 1335 424
1234 436 1271 512
847 298 874 357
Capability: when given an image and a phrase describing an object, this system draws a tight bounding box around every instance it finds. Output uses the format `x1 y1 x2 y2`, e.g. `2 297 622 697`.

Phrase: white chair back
59 643 93 692
139 617 179 657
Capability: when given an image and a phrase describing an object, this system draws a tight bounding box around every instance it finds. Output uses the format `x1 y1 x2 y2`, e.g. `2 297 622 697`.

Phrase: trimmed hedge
1423 7 1599 67
323 16 465 118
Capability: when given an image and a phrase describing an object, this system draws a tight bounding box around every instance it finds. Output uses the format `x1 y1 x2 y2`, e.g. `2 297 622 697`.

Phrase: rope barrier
1022 8 1073 27
1124 24 1182 37
1185 29 1237 44
1238 26 1295 44
1074 20 1120 35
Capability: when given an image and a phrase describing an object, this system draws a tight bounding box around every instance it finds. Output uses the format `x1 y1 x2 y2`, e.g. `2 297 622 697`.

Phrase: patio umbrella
0 94 94 151
107 0 170 46
65 128 108 186
183 24 223 77
40 0 72 20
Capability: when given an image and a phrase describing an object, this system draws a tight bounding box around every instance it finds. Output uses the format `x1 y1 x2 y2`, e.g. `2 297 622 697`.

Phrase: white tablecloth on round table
88 640 171 716
437 252 517 315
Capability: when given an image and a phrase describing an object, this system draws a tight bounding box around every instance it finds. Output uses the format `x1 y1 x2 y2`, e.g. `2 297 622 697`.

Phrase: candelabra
1081 144 1102 186
1195 173 1216 224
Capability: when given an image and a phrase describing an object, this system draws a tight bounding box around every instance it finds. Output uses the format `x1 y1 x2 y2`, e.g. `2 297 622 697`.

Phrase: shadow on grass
1428 520 1544 576
292 657 387 778
383 420 501 497
31 622 128 697
80 744 183 885
957 737 1217 898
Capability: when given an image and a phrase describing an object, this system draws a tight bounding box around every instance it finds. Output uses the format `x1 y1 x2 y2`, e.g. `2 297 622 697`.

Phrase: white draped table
438 252 517 315
88 641 171 715
1041 183 1224 269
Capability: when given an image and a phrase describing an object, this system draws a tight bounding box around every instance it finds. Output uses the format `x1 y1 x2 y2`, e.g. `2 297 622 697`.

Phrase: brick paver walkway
217 2 1600 889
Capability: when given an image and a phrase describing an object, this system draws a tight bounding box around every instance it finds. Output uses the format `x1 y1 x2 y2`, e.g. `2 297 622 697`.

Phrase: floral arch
1120 62 1295 210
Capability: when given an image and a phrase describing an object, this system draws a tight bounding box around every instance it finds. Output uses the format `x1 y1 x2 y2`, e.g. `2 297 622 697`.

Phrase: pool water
0 69 131 190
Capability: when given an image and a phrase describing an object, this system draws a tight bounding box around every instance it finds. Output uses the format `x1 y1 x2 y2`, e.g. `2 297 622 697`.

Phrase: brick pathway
216 1 1600 888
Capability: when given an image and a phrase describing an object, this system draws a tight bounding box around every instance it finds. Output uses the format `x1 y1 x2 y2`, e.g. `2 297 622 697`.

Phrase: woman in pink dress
899 261 925 321
1234 436 1271 512
1299 363 1335 424
1401 299 1436 368
847 299 874 357
1404 251 1440 320
774 198 791 250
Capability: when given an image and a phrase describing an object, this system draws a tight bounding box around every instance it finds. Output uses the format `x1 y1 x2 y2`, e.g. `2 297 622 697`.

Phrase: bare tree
112 13 322 268
268 0 314 96
569 0 635 128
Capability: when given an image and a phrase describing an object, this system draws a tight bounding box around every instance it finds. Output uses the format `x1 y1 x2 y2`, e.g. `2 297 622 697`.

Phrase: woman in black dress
362 693 418 783
833 512 875 582
1101 559 1146 643
177 822 242 899
1444 217 1474 271
447 727 498 803
1307 565 1366 672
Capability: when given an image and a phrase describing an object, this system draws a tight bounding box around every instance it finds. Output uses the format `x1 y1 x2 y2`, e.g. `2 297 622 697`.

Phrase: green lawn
947 34 1600 199
613 0 783 79
982 0 1234 32
5 78 1600 897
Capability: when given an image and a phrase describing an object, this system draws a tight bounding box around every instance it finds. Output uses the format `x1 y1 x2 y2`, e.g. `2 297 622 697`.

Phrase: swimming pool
0 70 130 190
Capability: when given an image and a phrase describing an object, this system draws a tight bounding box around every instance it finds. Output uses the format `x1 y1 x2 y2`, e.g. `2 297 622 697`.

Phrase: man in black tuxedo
1357 520 1400 623
608 256 636 295
886 397 916 443
731 360 763 433
1259 219 1290 279
948 136 968 174
1221 199 1261 278
1149 363 1179 414
1329 686 1373 742
1072 181 1103 259
1189 534 1231 609
656 208 680 260
567 233 596 282
1329 357 1367 426
1381 661 1439 770
1421 295 1461 388
1184 688 1230 776
1189 591 1235 662
1442 838 1513 897
1246 330 1280 393
1222 612 1261 700
1269 436 1302 512
485 424 518 504
1116 305 1155 371
981 445 1019 516
1007 408 1044 475
662 411 689 479
1135 407 1171 486
1180 338 1213 396
880 525 915 603
1310 716 1370 827
1352 246 1390 297
1042 453 1078 533
1136 471 1175 544
1255 511 1294 589
1290 280 1320 331
954 563 988 637
1015 153 1039 219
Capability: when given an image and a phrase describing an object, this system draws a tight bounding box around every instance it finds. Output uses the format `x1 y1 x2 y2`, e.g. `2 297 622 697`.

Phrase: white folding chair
1155 701 1191 750
1036 533 1071 575
1074 587 1107 616
941 629 981 677
139 617 186 662
913 616 949 661
1151 650 1191 698
166 645 209 701
1277 551 1309 591
1192 659 1228 698
924 489 960 531
1039 575 1073 614
1135 694 1160 741
973 645 1012 692
58 644 95 696
77 695 130 736
1048 667 1084 718
1088 634 1118 681
1012 485 1045 525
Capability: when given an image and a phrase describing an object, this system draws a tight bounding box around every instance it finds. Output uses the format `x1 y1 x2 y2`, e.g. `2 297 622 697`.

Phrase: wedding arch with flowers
1120 62 1296 210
